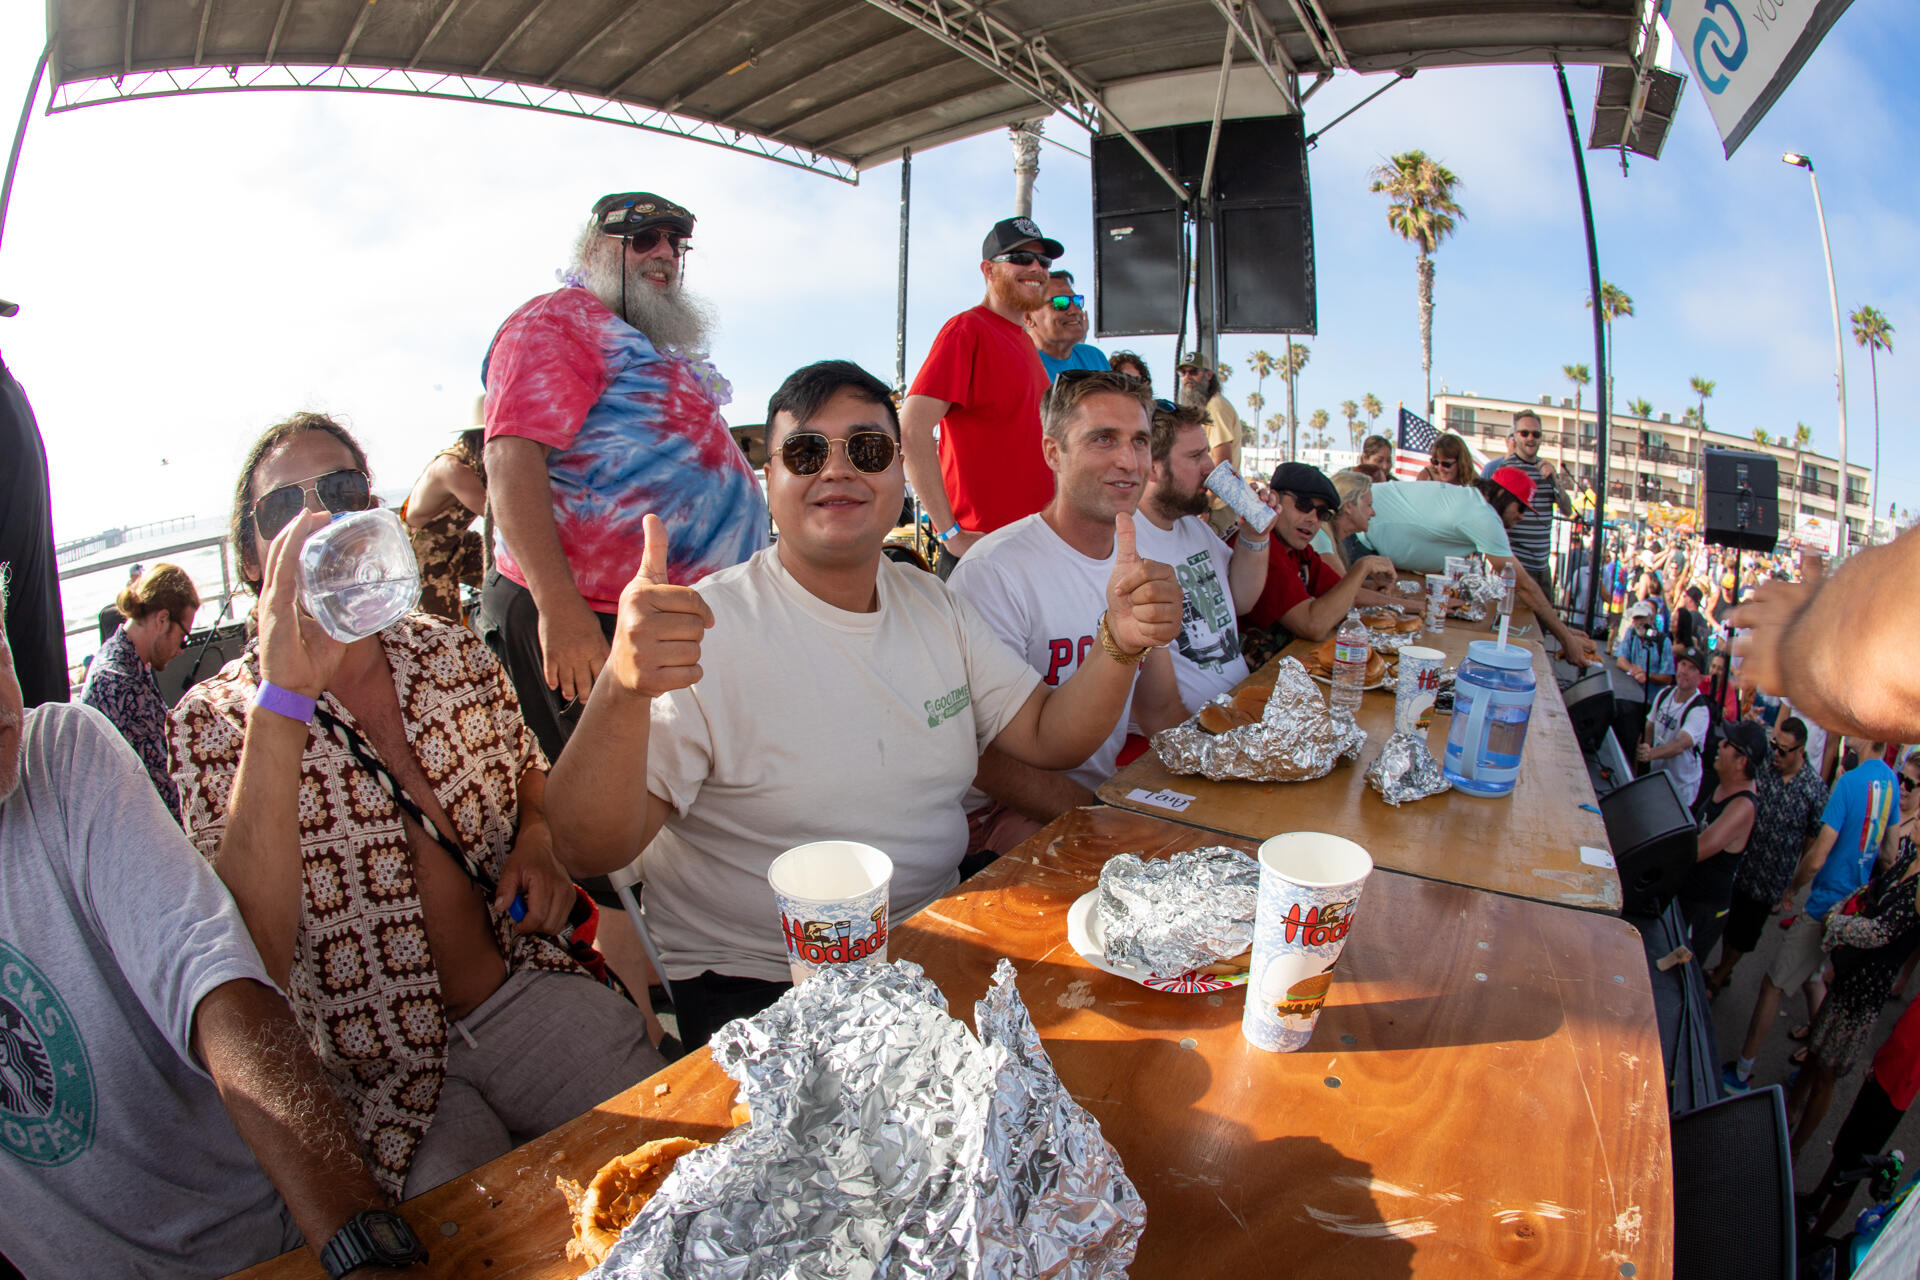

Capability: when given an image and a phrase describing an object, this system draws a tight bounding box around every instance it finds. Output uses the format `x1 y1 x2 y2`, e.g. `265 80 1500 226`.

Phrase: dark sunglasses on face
1281 491 1334 521
992 250 1052 269
1771 739 1799 755
1515 430 1542 439
621 227 690 256
250 469 373 541
1048 293 1086 311
1901 773 1919 792
779 431 898 476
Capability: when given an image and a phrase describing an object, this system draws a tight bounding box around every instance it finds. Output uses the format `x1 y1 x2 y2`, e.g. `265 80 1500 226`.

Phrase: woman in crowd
1311 470 1381 573
403 398 489 624
1705 650 1743 722
79 562 199 821
1415 432 1474 486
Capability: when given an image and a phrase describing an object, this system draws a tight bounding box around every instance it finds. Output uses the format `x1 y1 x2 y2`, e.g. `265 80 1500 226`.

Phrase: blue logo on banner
1693 0 1749 94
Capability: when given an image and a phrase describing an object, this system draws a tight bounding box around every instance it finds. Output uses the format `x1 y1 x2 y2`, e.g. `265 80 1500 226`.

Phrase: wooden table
1099 612 1622 914
235 806 1671 1280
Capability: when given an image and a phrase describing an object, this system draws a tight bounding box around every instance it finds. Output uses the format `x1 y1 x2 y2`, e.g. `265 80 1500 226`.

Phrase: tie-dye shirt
482 286 768 612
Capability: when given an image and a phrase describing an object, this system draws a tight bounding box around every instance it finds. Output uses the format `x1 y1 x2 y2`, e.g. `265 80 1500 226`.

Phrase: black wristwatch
320 1209 427 1277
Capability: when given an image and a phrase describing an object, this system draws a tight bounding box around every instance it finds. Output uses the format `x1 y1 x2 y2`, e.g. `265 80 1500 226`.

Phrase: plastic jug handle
1459 676 1491 781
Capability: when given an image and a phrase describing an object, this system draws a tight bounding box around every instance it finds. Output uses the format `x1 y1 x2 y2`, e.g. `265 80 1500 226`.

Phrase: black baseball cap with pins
591 192 695 238
982 216 1064 262
1268 462 1341 514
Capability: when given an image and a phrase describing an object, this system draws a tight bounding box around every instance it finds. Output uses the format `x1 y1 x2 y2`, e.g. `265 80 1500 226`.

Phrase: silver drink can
1204 463 1277 533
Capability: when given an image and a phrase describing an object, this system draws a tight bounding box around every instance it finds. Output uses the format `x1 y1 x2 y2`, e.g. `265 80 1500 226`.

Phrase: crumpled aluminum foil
1095 847 1260 974
589 959 1144 1279
1366 730 1452 805
1447 571 1503 621
1152 657 1366 782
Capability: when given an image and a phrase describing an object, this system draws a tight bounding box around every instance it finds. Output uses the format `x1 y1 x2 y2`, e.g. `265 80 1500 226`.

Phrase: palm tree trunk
1792 443 1804 529
1869 347 1881 544
1416 253 1435 417
1286 368 1298 461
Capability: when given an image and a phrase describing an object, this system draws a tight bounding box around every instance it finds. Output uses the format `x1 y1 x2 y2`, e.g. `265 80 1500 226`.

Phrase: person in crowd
1706 716 1830 998
902 216 1063 576
79 562 199 821
1674 720 1764 960
171 413 662 1199
1310 469 1382 573
543 360 1180 1048
1638 646 1712 808
1783 752 1920 1154
1734 525 1920 742
1801 993 1920 1238
478 190 766 765
1479 409 1575 602
1639 571 1671 636
1612 599 1673 754
1673 583 1708 651
1726 737 1897 1093
1354 472 1599 666
0 575 404 1279
403 398 488 625
1134 401 1270 711
1108 350 1152 391
951 369 1188 856
1358 434 1395 481
1239 463 1398 663
1415 432 1473 485
1704 650 1742 723
0 331 67 709
1172 353 1245 537
1025 270 1107 381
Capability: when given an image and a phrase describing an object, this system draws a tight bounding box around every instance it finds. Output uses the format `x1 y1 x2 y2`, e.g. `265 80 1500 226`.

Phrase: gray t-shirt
0 703 300 1279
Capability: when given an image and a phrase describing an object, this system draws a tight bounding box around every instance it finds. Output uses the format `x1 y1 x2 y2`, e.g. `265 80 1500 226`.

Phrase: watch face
365 1212 416 1257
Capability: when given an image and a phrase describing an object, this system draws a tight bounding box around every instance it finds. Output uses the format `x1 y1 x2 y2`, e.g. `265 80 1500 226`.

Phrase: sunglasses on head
620 227 690 256
1047 293 1086 311
992 250 1052 269
778 431 898 476
250 469 372 541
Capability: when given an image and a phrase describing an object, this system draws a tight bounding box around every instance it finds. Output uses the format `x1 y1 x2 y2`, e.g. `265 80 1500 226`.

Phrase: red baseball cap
1489 466 1536 511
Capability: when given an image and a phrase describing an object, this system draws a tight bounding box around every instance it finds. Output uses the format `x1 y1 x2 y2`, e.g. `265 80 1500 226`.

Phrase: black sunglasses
779 431 898 476
1279 490 1334 521
992 250 1052 269
1901 773 1919 792
621 227 690 256
1771 739 1800 755
1047 293 1086 311
250 469 372 541
1515 429 1542 439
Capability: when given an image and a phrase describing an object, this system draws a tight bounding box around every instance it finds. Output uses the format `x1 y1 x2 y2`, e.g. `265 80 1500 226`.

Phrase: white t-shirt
1649 687 1713 808
1363 480 1512 573
949 513 1139 796
1132 514 1250 711
643 549 1041 983
0 704 299 1279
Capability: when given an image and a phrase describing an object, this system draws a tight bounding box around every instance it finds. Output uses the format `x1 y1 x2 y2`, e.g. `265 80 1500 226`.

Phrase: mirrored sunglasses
779 431 898 476
1048 293 1086 311
250 469 372 541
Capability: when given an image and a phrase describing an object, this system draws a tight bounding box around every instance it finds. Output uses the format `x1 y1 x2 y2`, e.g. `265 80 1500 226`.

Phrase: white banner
1661 0 1859 155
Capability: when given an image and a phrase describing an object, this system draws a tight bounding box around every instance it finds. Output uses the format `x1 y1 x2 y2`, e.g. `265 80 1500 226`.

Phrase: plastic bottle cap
1465 639 1531 671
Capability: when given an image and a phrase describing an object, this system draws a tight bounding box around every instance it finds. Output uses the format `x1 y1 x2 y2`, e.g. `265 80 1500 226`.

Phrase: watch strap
319 1217 373 1279
252 681 318 724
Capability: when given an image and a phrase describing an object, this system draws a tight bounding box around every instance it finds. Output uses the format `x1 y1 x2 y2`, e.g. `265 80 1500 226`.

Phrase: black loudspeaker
1700 447 1779 552
1091 117 1314 337
157 622 249 707
1671 1087 1796 1279
1562 665 1615 756
1599 770 1698 918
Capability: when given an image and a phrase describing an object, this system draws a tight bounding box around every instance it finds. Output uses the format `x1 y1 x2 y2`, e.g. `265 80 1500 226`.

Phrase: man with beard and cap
478 192 768 765
902 217 1064 577
1174 352 1244 537
1024 271 1108 381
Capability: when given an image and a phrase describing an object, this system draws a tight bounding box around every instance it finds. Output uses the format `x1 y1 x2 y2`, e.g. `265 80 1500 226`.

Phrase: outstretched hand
1730 576 1816 695
1103 510 1184 656
605 514 715 698
257 509 347 700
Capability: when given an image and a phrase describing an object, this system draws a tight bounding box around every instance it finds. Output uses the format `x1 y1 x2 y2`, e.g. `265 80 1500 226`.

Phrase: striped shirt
1480 454 1559 577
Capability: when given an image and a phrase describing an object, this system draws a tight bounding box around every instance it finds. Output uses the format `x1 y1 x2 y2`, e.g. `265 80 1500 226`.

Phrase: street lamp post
1782 152 1850 558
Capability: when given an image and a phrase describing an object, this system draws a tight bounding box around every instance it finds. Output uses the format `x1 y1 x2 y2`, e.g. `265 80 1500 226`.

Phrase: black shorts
1722 889 1774 955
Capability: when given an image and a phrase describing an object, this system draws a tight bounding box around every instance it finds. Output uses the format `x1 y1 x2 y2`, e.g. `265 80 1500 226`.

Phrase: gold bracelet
1097 612 1150 667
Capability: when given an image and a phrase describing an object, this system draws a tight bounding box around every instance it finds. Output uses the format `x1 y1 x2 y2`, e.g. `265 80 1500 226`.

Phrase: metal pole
1801 161 1849 558
1555 61 1607 646
0 40 53 254
894 147 911 395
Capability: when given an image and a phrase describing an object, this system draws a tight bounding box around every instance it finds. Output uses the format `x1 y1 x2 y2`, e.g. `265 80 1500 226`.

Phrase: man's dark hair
231 411 373 595
1473 475 1524 522
1149 403 1208 465
1109 350 1151 385
1780 715 1808 748
1048 269 1076 288
1685 584 1704 603
764 359 900 442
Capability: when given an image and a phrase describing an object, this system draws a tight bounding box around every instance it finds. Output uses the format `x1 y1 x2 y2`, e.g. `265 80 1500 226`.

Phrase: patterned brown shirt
405 437 486 624
169 612 577 1196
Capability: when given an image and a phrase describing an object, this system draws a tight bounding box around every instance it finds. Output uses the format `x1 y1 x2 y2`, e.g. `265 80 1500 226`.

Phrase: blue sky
0 3 1910 544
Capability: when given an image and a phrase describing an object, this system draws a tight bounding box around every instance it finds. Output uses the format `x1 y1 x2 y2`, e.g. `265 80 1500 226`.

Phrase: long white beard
584 252 717 356
1177 382 1210 412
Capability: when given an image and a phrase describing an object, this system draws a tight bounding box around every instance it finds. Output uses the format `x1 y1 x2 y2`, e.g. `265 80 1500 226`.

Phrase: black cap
1268 461 1340 513
1722 720 1768 771
591 192 695 238
982 216 1064 262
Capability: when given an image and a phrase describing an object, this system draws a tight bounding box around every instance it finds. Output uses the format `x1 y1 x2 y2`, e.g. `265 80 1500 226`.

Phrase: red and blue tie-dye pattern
482 286 768 611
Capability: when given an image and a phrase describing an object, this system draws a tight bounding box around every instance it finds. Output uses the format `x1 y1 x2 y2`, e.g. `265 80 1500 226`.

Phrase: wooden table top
234 806 1670 1280
1099 611 1622 914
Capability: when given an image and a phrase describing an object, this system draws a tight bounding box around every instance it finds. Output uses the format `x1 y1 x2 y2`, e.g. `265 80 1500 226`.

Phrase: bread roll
1199 701 1258 734
558 1137 707 1265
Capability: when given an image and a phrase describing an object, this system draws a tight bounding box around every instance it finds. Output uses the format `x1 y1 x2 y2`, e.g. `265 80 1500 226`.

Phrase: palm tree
1246 390 1266 428
1309 408 1330 447
1339 399 1362 450
1752 428 1772 446
1263 414 1286 449
1362 393 1383 432
1247 349 1277 426
1563 363 1590 428
1790 422 1813 526
1851 305 1894 543
1369 150 1465 418
1687 375 1714 497
1280 341 1311 458
1625 397 1653 419
1585 282 1635 405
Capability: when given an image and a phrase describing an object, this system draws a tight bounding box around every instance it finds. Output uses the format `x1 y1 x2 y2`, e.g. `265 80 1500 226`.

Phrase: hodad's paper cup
1243 833 1373 1053
1393 645 1447 732
767 841 894 984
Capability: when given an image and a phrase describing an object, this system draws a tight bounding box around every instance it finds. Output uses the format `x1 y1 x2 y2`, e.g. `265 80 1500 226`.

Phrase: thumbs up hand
606 514 716 699
1103 510 1184 656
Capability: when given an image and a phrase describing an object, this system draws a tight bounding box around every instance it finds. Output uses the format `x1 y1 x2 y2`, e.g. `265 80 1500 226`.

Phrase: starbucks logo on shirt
0 942 94 1166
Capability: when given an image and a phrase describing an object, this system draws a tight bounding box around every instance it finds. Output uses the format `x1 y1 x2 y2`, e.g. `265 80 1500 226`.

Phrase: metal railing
58 533 236 641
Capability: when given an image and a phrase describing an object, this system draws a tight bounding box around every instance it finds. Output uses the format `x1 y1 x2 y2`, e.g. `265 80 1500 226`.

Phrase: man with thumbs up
948 369 1190 855
547 361 1181 1047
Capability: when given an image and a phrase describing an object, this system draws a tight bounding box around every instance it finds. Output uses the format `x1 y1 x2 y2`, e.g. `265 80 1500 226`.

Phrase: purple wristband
252 681 317 724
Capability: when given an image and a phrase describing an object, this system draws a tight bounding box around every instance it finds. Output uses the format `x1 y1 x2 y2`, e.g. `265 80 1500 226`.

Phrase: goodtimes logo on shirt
0 942 94 1167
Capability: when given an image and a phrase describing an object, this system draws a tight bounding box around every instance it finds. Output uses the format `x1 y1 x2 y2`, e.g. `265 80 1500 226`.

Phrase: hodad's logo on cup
1243 833 1373 1054
767 841 895 985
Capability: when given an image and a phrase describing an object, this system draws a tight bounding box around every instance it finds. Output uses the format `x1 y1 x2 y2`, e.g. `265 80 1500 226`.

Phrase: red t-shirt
1245 542 1341 630
1872 991 1920 1110
908 306 1053 534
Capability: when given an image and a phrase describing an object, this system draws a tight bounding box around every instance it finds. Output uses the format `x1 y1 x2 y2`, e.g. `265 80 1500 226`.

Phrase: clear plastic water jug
1442 640 1536 798
298 507 422 643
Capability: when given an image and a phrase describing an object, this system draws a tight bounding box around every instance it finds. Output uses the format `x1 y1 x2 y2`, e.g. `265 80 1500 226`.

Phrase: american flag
1394 407 1437 481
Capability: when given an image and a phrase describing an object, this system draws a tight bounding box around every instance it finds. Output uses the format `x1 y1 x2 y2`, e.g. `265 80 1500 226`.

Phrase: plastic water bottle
1443 640 1537 798
1330 609 1369 714
1497 562 1516 618
298 508 422 643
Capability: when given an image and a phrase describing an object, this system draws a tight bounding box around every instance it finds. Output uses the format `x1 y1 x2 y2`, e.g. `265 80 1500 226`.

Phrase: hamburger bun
1198 701 1259 735
1395 615 1421 634
1364 652 1389 685
1360 607 1398 629
558 1137 707 1265
1232 685 1271 719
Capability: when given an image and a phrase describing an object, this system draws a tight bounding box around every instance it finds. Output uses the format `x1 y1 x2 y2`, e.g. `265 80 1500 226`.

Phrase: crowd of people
4 193 1918 1277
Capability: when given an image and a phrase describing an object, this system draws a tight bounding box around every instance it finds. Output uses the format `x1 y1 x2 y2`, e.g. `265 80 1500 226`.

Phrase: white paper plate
1065 891 1250 993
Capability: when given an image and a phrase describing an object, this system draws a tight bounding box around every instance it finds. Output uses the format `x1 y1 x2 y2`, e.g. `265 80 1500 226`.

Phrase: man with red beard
902 217 1065 577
